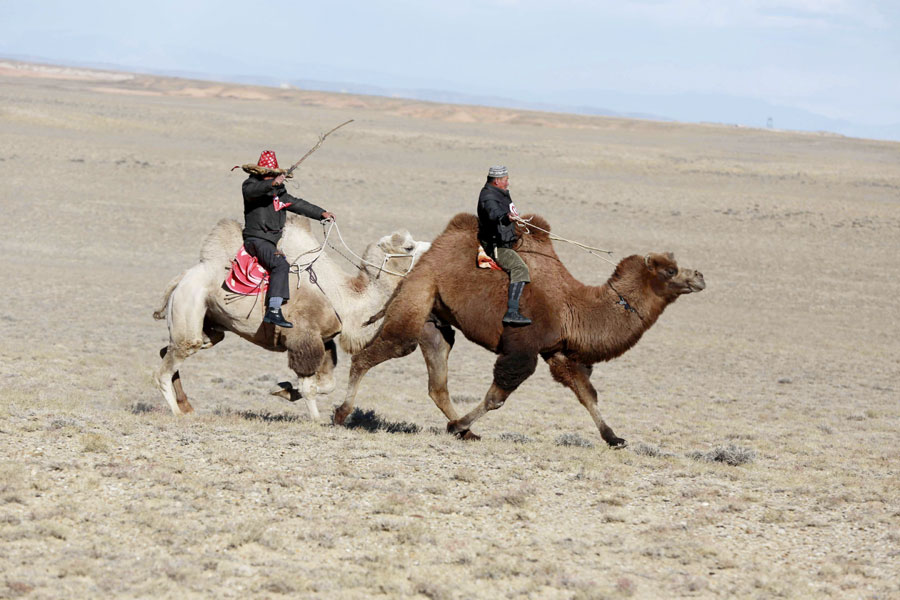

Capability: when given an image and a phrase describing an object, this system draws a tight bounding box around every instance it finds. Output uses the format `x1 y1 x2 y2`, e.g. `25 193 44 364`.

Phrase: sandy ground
1 61 899 599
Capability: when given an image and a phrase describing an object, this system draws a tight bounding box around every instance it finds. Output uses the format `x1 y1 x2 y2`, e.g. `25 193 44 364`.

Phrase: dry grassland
1 62 898 599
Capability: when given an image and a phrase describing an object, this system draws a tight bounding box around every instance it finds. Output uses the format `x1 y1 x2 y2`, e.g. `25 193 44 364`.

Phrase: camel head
642 252 706 298
361 230 431 282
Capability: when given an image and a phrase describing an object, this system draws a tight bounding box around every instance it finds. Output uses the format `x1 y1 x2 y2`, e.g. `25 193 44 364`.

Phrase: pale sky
2 0 899 138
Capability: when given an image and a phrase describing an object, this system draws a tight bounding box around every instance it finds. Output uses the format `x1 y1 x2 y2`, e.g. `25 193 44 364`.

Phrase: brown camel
332 213 706 447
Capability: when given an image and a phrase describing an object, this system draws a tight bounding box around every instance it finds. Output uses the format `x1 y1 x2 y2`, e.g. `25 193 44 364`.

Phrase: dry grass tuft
687 444 756 466
130 402 164 414
451 467 479 483
555 433 595 448
499 432 534 444
227 520 270 548
453 394 481 404
80 433 111 453
631 442 673 458
493 483 537 507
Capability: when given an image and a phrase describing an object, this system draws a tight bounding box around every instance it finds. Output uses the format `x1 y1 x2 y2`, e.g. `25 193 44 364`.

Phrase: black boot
263 306 293 328
502 281 532 326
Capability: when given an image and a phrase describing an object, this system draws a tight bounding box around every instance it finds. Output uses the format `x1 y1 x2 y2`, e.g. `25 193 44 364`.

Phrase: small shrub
130 403 161 414
555 433 594 448
81 433 110 453
499 432 534 444
687 444 756 466
631 442 672 458
451 468 479 483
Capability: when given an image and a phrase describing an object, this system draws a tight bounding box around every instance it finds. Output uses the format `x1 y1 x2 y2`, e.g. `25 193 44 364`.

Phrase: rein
321 220 418 278
511 215 618 267
508 215 643 320
607 281 644 322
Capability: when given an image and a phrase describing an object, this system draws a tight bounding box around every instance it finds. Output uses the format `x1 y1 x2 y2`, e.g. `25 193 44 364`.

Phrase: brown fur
334 213 706 447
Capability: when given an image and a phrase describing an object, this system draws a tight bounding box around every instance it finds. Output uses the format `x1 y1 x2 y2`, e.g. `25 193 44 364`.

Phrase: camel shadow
214 408 304 423
339 408 421 434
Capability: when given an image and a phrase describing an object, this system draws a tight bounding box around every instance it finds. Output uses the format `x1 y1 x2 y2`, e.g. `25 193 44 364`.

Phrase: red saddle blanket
224 245 269 295
477 245 502 271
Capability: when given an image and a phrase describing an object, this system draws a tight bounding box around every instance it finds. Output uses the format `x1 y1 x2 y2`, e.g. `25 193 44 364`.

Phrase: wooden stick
286 119 354 176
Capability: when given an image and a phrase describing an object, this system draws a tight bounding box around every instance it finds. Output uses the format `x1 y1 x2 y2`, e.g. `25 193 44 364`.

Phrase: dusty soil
1 61 898 599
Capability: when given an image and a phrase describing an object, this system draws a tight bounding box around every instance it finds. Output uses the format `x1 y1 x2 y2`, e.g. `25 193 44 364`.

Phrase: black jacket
241 176 326 244
477 183 518 253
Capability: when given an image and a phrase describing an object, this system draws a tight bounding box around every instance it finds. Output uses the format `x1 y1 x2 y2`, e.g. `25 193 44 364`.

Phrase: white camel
153 214 429 418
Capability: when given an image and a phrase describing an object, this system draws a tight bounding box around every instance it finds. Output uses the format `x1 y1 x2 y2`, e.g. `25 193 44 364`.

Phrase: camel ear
393 232 409 249
666 251 675 261
644 254 652 269
376 234 393 252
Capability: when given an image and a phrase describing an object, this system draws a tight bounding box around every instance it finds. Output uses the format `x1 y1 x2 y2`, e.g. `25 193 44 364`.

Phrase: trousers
495 247 531 284
243 236 290 303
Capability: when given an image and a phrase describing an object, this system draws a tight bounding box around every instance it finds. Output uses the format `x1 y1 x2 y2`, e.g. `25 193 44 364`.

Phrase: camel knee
493 352 538 391
485 394 506 411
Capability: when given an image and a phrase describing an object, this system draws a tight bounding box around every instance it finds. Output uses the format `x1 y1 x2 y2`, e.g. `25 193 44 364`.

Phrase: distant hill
3 53 899 142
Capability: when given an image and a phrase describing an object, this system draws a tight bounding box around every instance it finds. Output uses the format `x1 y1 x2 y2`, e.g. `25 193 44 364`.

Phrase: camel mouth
672 270 705 294
684 271 706 293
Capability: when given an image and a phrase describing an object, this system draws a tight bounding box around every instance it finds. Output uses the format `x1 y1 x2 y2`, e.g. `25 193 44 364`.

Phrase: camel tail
153 271 186 320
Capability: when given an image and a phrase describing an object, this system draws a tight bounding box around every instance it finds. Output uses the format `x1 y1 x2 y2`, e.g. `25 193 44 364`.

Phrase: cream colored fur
153 214 429 417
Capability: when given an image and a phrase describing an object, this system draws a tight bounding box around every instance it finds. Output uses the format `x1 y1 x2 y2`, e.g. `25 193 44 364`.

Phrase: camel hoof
607 437 627 449
446 421 479 440
270 382 301 402
332 406 351 426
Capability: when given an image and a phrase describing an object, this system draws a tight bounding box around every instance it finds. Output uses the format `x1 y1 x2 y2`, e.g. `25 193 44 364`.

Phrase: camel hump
516 214 551 244
199 218 242 264
441 212 552 243
430 212 556 260
445 213 479 233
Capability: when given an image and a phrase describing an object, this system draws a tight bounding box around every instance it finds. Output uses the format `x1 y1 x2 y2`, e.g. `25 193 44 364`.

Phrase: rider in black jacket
239 150 334 328
477 166 532 326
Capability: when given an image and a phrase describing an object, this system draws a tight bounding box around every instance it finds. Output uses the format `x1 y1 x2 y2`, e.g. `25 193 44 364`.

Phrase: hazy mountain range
6 53 900 142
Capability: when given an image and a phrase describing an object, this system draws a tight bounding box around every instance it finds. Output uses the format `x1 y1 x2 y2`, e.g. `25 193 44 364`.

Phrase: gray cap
488 165 508 178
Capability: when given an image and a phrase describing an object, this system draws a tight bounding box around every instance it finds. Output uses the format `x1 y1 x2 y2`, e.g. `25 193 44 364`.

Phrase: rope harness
512 215 617 267
222 219 418 323
511 215 643 319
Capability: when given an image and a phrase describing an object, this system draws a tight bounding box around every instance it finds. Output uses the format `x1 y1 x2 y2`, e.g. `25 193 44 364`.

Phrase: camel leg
447 350 538 437
333 278 437 426
156 324 225 414
286 335 327 421
545 353 626 448
157 345 196 415
418 320 460 422
271 339 337 408
314 340 338 396
298 377 320 421
155 264 215 415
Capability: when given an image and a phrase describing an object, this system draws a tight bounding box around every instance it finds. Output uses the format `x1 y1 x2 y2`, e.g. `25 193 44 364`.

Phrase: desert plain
0 61 898 599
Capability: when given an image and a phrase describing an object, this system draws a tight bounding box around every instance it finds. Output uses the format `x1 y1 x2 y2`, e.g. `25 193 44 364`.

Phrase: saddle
223 245 269 295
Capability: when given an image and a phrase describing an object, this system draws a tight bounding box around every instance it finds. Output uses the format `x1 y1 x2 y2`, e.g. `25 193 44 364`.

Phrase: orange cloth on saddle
477 245 502 270
224 245 269 295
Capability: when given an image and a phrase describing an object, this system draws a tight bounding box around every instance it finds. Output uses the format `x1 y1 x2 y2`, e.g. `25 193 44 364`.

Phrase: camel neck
607 280 645 322
563 274 663 362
